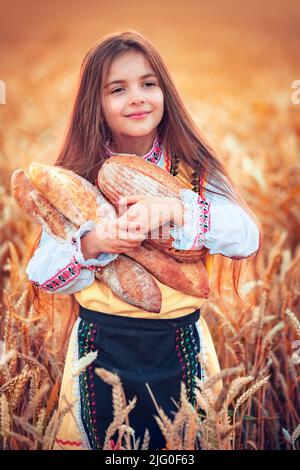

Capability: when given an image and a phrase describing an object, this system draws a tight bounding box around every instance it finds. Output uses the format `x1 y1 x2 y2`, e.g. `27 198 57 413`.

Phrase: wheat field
0 0 300 450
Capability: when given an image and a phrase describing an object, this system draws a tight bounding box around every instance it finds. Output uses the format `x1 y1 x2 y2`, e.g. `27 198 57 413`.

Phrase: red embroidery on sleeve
191 198 210 250
32 256 82 292
191 168 210 249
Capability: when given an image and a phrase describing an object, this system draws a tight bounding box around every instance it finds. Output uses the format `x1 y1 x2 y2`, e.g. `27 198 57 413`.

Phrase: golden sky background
0 0 299 180
1 0 299 68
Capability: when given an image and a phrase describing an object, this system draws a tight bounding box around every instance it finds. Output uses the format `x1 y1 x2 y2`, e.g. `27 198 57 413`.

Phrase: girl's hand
117 195 184 236
94 216 146 254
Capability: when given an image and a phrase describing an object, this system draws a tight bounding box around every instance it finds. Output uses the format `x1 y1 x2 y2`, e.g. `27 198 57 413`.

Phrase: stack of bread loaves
11 155 210 313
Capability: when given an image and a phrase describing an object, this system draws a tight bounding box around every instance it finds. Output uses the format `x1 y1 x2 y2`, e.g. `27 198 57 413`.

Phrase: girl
26 30 262 450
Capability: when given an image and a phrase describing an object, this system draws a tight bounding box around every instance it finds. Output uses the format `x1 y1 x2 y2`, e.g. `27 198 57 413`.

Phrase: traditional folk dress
26 134 259 450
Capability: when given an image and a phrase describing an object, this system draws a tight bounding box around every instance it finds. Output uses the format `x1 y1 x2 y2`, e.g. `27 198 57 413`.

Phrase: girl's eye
144 82 156 87
111 82 156 94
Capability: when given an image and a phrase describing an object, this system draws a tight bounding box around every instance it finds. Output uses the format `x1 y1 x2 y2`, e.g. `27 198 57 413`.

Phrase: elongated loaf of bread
98 154 183 204
95 255 162 313
97 155 205 262
29 163 117 226
126 244 210 298
11 169 77 239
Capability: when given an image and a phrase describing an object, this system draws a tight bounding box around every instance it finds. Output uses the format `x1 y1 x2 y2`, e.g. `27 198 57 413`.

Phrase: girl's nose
129 95 145 105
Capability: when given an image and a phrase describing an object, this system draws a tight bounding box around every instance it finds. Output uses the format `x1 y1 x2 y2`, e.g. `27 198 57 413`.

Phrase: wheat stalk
72 350 98 376
234 375 270 413
232 340 246 364
284 308 300 337
21 322 30 356
28 367 41 403
36 407 46 435
95 367 137 450
291 424 300 448
0 364 31 395
226 375 254 407
262 322 285 351
0 393 11 450
10 365 32 411
141 428 150 450
231 374 271 449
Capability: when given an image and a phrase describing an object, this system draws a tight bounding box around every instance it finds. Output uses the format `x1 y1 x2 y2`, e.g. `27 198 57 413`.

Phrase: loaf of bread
95 255 162 313
98 154 183 204
97 155 205 262
126 244 210 298
11 169 77 239
28 163 117 226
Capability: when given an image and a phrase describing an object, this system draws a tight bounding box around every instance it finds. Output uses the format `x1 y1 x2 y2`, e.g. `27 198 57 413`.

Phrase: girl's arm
170 182 260 259
26 221 118 295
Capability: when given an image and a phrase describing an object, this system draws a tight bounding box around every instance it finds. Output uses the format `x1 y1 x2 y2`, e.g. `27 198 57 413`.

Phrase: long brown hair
28 29 263 353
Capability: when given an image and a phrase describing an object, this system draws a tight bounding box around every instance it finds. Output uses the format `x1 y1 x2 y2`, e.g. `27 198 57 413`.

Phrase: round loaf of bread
98 155 207 262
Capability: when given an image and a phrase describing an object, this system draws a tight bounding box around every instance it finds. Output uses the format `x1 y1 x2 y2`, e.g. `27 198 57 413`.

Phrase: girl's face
101 50 164 141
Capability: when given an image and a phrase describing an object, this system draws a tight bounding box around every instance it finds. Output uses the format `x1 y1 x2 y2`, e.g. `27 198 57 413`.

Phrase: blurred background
0 0 299 450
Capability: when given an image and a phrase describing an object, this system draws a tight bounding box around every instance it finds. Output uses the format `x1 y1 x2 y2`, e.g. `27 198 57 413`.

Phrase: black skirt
77 305 205 450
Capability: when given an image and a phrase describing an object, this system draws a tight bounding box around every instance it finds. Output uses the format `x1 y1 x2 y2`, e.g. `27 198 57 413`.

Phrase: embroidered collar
105 134 163 165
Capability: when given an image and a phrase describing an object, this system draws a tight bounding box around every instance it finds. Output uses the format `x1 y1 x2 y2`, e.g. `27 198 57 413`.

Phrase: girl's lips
127 112 150 119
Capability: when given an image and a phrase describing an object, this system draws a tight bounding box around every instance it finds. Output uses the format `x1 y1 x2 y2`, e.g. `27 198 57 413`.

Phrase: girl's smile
126 111 151 119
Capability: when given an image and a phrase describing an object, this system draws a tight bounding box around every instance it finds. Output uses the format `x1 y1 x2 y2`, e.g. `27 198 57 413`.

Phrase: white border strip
196 321 208 383
72 317 91 450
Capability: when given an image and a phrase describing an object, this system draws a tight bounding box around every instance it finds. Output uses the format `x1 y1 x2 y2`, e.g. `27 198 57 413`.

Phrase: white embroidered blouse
26 135 260 294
